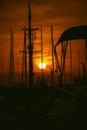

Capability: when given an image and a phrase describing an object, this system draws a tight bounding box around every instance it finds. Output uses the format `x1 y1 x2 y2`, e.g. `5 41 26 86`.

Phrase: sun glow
39 62 46 69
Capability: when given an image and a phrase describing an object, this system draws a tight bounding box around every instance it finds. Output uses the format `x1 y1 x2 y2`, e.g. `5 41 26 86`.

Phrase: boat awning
55 25 87 47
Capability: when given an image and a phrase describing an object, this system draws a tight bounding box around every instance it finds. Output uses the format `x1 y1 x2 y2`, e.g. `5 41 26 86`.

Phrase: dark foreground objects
0 86 87 130
62 86 87 130
0 86 56 129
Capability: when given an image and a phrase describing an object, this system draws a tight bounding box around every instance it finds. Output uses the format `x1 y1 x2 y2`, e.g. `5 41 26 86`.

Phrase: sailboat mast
78 49 80 80
70 40 72 83
85 39 87 73
28 0 33 87
40 25 44 83
21 26 27 86
8 28 14 86
51 25 54 87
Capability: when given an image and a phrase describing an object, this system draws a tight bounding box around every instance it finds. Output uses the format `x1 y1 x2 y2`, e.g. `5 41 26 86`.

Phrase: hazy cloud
0 0 87 32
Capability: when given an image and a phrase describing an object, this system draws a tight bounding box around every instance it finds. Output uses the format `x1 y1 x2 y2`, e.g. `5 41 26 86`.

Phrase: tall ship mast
8 28 14 86
27 0 33 87
21 0 39 87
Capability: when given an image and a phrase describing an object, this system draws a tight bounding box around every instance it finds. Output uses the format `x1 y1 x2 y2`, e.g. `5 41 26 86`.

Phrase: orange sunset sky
0 0 87 85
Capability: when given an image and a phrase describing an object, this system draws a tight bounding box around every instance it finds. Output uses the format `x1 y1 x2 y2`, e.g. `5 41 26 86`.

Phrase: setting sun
39 62 46 69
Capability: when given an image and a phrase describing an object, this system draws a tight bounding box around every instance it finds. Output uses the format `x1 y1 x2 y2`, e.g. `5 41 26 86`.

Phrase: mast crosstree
21 0 39 87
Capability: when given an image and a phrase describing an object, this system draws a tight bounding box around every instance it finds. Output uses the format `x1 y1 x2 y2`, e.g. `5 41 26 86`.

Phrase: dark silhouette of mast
78 49 80 80
51 25 54 87
28 0 39 87
8 28 14 86
21 26 27 86
70 40 72 83
85 39 87 73
21 0 39 87
27 0 33 87
40 25 44 83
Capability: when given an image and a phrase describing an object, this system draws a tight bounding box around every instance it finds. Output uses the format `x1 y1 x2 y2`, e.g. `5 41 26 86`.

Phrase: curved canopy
55 25 87 47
